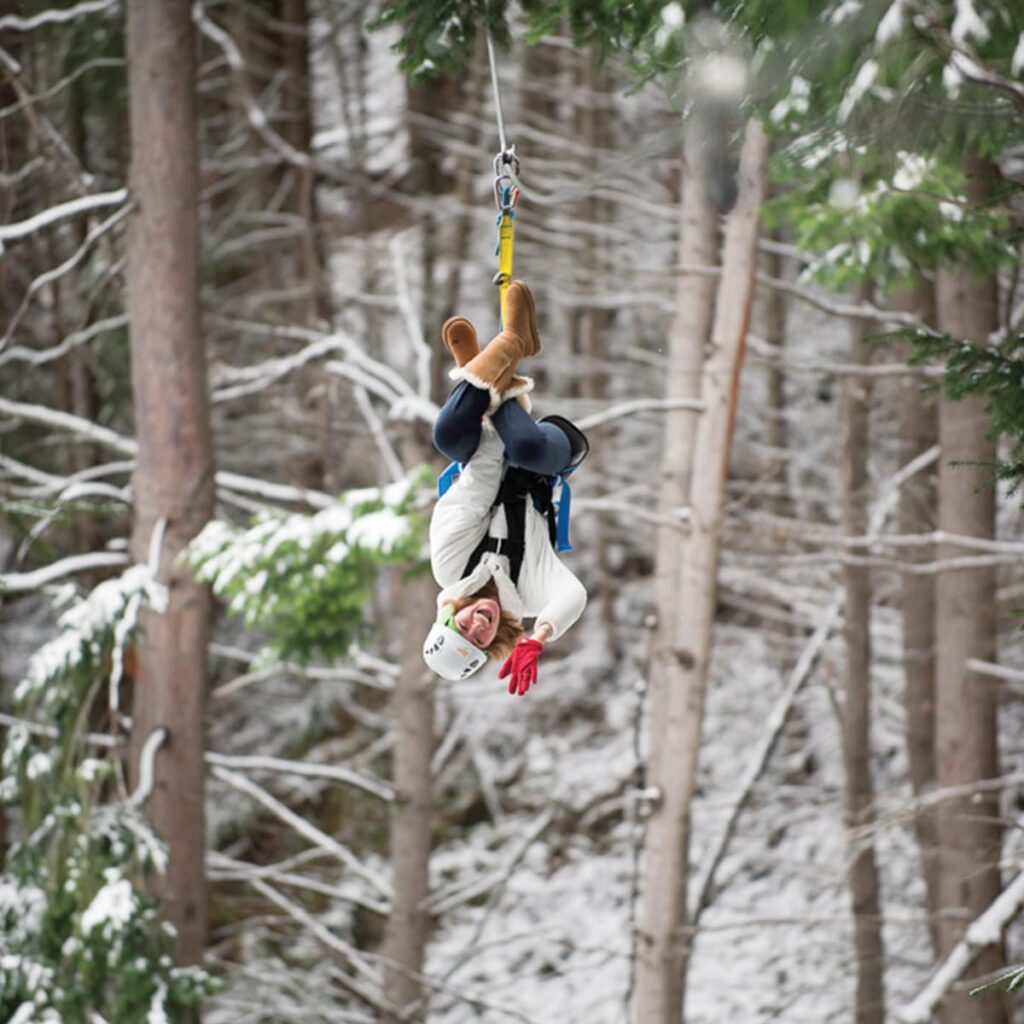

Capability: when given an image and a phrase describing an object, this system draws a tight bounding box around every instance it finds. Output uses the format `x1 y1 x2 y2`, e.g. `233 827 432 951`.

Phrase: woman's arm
529 556 588 643
429 424 505 587
530 621 554 644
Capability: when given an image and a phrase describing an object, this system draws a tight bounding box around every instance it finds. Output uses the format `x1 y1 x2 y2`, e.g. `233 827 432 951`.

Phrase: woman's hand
498 637 545 696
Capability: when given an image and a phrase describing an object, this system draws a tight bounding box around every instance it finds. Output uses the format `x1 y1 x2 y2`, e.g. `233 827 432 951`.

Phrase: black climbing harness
439 414 590 576
461 466 560 586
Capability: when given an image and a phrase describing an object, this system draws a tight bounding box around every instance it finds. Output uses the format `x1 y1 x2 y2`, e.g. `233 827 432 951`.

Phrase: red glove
498 638 544 696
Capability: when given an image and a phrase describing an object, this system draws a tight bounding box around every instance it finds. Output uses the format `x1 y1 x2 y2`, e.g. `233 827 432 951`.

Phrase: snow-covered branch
0 396 336 509
755 272 935 332
0 189 127 244
210 765 391 898
576 396 706 431
244 875 387 1010
897 867 1024 1023
127 728 167 807
748 334 942 378
692 444 940 924
2 203 132 346
0 314 128 369
205 751 395 802
0 550 129 593
0 0 119 33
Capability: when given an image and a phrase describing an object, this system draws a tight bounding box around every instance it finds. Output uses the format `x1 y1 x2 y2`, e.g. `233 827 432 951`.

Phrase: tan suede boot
441 317 479 367
450 282 540 412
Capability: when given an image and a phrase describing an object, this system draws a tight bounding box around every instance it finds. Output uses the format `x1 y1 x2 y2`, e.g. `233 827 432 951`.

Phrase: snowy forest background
3 1 1024 1022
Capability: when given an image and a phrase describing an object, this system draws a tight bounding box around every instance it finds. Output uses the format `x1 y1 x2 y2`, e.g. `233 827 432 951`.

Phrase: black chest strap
461 467 557 586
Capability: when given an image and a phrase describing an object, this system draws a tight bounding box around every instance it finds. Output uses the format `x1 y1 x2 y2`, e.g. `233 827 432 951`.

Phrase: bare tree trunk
647 118 719 752
636 120 768 1024
279 0 323 325
840 283 885 1024
763 228 789 518
276 0 335 492
406 73 459 401
892 283 942 954
574 47 616 653
933 156 1005 1024
126 0 213 968
382 431 436 1021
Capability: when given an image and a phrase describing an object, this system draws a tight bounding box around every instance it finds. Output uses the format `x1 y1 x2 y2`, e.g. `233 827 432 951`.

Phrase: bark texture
763 229 789 518
636 119 768 1024
126 0 214 966
933 157 1005 1024
382 430 437 1021
840 287 885 1024
382 570 436 1021
892 284 941 952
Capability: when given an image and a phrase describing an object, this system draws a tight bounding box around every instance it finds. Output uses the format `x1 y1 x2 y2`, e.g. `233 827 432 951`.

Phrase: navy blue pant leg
432 381 491 464
491 399 572 476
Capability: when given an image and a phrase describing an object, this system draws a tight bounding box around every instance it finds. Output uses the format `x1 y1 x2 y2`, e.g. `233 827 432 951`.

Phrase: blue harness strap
438 461 462 497
553 474 573 552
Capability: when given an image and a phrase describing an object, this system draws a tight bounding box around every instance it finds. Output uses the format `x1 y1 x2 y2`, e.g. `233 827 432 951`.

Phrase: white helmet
422 610 488 680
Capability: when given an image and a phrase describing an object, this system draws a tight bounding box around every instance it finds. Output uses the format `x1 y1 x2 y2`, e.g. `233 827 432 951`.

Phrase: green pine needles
907 327 1024 490
1 472 429 1021
1 568 215 1024
180 470 429 667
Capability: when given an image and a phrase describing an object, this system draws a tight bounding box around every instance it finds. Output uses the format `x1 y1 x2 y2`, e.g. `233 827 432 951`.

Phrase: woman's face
453 597 500 649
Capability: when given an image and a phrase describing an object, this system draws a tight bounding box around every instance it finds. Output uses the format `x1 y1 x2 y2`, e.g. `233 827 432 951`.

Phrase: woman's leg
490 399 572 476
432 381 491 464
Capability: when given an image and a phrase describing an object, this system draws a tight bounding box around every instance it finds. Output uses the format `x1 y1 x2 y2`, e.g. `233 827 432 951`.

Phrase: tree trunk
279 0 323 325
933 156 1005 1024
892 283 942 954
406 72 460 403
763 228 790 518
636 119 768 1024
574 47 616 654
125 0 214 968
840 284 885 1024
382 432 437 1021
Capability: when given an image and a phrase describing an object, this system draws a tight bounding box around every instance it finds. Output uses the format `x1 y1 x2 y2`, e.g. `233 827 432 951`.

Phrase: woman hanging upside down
422 280 589 695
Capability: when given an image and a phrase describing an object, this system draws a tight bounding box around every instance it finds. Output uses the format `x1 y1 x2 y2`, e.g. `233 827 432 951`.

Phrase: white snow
80 871 136 936
828 177 860 210
943 62 964 96
829 0 863 26
770 76 811 124
693 52 749 102
25 752 51 781
655 2 685 47
838 58 879 122
148 982 171 1024
14 563 167 704
876 0 907 43
892 150 930 191
661 3 685 30
951 0 989 45
939 200 965 222
1013 33 1024 77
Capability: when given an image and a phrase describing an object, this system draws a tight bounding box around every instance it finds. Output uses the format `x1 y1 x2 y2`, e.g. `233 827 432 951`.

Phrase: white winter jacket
429 420 587 642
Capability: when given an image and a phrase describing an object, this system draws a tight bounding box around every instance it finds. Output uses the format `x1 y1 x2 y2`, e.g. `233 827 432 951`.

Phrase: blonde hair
445 580 524 661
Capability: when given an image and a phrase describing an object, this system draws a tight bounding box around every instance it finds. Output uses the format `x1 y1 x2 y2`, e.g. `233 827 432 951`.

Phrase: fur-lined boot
446 281 540 412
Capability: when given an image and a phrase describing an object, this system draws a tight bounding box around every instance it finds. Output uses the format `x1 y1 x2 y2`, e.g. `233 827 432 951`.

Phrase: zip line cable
482 30 684 209
485 29 509 158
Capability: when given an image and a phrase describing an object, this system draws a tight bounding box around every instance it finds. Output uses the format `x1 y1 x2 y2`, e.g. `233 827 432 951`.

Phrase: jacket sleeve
531 548 588 642
429 425 505 588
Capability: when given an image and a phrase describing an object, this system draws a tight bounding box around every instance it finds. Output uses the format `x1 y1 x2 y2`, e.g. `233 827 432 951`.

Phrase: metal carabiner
492 146 520 212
